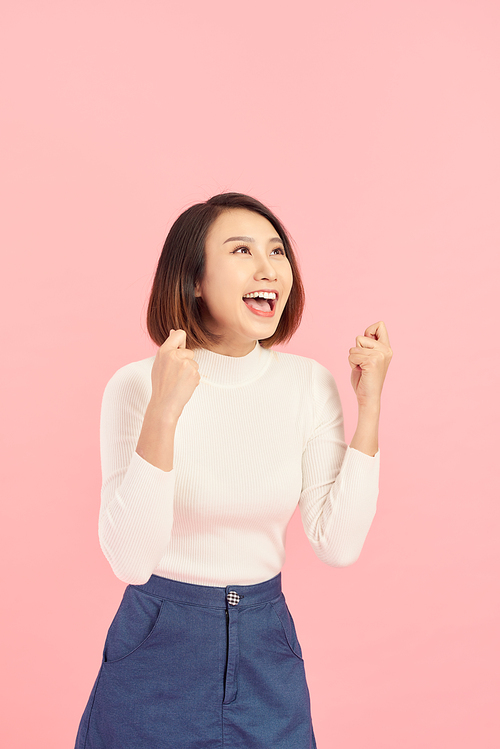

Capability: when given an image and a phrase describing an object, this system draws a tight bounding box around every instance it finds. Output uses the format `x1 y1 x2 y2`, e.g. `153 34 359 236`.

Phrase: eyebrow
223 235 283 244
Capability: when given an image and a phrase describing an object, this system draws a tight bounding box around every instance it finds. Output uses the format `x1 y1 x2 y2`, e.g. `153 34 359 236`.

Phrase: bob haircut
147 192 305 351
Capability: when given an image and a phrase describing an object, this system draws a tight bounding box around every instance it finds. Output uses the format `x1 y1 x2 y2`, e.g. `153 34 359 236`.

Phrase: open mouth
242 294 277 313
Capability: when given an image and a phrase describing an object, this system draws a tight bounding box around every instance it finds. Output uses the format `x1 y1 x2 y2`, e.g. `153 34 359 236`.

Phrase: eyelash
232 245 285 256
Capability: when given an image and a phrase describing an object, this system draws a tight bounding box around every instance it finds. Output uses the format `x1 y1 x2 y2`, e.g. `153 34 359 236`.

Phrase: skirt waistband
131 572 282 609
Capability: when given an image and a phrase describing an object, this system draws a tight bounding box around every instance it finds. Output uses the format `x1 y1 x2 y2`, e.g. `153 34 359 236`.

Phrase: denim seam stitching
270 602 304 661
103 599 165 664
81 666 103 748
130 590 281 610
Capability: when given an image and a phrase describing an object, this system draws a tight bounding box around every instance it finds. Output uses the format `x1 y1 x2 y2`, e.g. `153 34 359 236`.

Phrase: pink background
1 1 499 747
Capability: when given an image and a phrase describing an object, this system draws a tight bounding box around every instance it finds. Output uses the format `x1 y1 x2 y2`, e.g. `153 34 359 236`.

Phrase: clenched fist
150 329 201 421
348 321 393 409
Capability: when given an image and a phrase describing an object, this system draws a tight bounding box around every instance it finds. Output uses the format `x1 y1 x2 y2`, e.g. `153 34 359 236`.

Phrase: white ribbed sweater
98 342 380 586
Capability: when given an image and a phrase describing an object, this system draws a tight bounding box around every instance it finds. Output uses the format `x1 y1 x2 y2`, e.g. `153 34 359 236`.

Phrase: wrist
357 399 381 416
145 400 180 426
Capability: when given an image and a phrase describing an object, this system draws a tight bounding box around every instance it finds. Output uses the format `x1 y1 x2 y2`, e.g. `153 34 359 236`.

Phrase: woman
75 192 392 749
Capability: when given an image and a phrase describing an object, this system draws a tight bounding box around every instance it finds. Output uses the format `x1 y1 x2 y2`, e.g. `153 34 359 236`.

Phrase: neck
202 339 258 358
192 341 271 387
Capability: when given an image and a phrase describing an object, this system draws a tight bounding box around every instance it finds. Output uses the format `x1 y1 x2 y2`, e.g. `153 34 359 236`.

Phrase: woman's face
195 208 293 356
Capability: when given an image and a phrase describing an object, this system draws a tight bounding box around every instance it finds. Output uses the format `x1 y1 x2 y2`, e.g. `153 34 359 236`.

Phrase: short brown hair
147 192 305 351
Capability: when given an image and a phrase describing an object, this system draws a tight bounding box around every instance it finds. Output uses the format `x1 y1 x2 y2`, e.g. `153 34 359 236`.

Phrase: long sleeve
95 344 380 588
299 360 380 567
98 361 176 584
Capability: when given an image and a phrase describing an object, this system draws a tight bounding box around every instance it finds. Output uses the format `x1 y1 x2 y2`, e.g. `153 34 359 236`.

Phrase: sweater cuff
346 445 380 460
343 445 380 483
117 450 175 505
132 449 175 476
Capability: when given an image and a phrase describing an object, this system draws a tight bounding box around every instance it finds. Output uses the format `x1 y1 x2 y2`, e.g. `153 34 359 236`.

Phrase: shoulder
269 349 341 413
102 355 155 404
268 348 336 385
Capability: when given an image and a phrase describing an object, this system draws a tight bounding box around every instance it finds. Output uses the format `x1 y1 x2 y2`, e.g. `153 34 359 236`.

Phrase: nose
255 253 277 281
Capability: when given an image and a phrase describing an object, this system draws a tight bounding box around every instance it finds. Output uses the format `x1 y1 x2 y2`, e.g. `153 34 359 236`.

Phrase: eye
232 246 285 256
232 246 250 254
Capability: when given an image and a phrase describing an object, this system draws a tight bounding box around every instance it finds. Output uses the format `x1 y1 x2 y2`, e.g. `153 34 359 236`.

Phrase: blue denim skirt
74 572 317 748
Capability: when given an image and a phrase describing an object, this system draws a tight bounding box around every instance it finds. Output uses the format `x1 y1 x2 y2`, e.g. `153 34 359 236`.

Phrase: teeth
242 292 277 299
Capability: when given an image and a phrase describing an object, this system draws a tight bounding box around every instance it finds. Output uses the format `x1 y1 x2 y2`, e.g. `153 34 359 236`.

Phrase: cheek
282 261 293 284
284 269 294 297
206 293 236 320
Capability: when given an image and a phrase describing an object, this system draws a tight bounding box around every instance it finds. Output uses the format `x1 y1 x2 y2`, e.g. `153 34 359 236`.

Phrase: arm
136 403 178 472
348 320 392 457
349 402 380 457
98 330 200 584
299 361 380 567
98 363 176 584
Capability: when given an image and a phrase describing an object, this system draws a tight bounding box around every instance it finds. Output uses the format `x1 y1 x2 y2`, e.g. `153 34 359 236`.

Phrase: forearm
349 402 380 457
135 402 178 472
100 401 177 581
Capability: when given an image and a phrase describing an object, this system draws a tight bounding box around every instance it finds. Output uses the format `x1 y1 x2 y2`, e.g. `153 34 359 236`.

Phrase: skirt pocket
103 585 164 664
270 594 304 661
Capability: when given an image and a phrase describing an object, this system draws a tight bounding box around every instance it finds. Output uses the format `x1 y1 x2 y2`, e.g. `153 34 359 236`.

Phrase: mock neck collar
193 341 271 387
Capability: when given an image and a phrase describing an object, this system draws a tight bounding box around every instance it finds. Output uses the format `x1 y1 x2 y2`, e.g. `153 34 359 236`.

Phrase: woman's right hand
149 329 201 421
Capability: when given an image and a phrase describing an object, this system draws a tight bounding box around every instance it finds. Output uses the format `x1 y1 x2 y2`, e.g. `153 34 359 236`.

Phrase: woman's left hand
349 321 393 408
